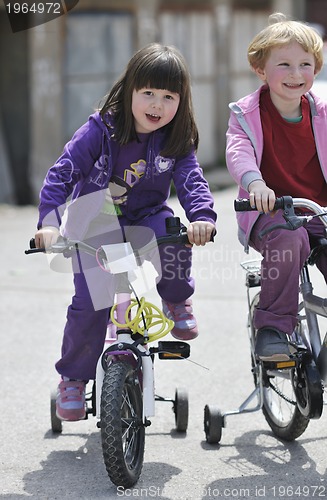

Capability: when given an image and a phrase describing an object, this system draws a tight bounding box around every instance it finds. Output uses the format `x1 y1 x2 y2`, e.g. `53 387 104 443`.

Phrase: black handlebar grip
25 237 46 254
234 199 254 211
165 216 182 234
234 197 288 212
179 232 190 245
274 197 287 210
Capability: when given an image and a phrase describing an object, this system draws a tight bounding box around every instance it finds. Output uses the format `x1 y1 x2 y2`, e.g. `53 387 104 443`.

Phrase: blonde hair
247 12 323 73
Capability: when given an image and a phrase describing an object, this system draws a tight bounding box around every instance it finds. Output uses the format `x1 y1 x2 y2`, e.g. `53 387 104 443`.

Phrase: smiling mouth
283 83 304 88
146 113 161 122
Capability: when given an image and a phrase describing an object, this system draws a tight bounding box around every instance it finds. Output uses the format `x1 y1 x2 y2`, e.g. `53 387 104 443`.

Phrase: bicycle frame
26 216 197 487
240 196 327 375
204 197 327 444
95 293 156 421
242 197 327 403
293 198 327 374
92 229 190 422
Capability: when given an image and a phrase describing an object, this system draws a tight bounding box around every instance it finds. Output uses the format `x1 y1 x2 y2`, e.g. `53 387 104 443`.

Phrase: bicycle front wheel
100 361 145 488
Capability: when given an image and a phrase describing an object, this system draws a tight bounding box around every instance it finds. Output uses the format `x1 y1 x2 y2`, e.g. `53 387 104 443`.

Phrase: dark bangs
133 50 186 94
100 44 198 156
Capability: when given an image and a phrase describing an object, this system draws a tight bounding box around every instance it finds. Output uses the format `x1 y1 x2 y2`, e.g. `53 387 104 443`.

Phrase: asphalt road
1 186 327 499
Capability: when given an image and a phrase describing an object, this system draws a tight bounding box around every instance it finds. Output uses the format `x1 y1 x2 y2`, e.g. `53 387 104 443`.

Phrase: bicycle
26 216 200 488
204 196 327 444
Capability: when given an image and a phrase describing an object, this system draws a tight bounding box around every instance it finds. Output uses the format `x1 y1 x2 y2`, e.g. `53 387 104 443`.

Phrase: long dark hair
100 43 199 157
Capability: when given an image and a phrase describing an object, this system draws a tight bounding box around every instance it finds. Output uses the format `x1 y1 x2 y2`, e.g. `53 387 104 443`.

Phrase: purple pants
55 209 194 380
249 211 327 334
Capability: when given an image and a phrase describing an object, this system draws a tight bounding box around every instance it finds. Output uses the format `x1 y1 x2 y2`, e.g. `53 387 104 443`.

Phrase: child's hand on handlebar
187 221 216 246
248 180 276 214
35 226 60 249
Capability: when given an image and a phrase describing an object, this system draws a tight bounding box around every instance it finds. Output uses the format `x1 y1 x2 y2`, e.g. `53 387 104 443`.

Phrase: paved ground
1 186 327 499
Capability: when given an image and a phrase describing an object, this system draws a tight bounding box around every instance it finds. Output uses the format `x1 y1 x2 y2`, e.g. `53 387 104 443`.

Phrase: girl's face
255 41 316 109
132 87 180 134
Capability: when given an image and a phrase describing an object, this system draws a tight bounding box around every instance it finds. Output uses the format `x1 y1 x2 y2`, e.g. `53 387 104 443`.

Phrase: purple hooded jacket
38 112 216 240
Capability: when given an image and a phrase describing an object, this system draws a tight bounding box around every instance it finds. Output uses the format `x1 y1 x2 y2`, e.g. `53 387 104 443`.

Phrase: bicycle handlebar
234 196 327 239
25 217 215 257
25 232 191 257
25 237 99 256
234 196 288 212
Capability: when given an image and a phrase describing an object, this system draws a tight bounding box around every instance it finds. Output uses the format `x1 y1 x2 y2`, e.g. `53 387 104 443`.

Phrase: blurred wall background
0 0 324 205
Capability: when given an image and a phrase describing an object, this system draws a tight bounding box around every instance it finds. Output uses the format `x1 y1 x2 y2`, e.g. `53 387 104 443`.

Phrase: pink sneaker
56 379 86 421
162 299 198 340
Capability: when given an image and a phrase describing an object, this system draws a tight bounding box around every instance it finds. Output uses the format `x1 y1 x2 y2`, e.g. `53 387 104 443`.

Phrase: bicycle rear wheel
250 294 309 441
260 365 309 440
100 360 145 488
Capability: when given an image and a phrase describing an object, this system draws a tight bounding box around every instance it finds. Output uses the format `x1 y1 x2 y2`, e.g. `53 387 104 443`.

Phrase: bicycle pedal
263 359 297 369
157 341 190 359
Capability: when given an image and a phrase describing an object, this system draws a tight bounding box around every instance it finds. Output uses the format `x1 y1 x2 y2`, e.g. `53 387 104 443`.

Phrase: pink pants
249 211 327 334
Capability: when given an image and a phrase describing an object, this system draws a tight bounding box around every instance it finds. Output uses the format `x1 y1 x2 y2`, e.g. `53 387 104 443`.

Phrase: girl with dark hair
35 43 216 421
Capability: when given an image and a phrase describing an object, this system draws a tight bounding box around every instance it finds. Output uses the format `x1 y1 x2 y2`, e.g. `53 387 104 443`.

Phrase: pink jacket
226 84 327 251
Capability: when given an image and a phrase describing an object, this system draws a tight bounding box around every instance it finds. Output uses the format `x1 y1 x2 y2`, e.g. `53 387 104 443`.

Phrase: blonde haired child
226 13 327 361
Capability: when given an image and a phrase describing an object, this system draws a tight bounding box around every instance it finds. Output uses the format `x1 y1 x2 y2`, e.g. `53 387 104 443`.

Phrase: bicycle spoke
268 373 297 405
123 430 137 461
120 385 142 465
122 389 137 416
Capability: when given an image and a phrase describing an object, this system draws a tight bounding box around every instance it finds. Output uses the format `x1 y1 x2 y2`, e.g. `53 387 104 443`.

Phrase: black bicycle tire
250 294 309 441
291 304 324 420
174 387 188 432
100 361 145 488
204 404 223 444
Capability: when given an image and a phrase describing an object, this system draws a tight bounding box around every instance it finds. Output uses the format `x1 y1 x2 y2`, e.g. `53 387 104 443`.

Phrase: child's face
255 41 316 105
132 88 180 134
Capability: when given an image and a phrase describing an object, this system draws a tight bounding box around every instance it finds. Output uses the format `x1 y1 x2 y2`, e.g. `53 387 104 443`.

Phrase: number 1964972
6 3 62 14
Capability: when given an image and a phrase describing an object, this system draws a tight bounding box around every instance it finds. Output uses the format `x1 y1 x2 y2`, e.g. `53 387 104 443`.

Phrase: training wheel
174 387 188 432
50 390 62 433
204 404 223 444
